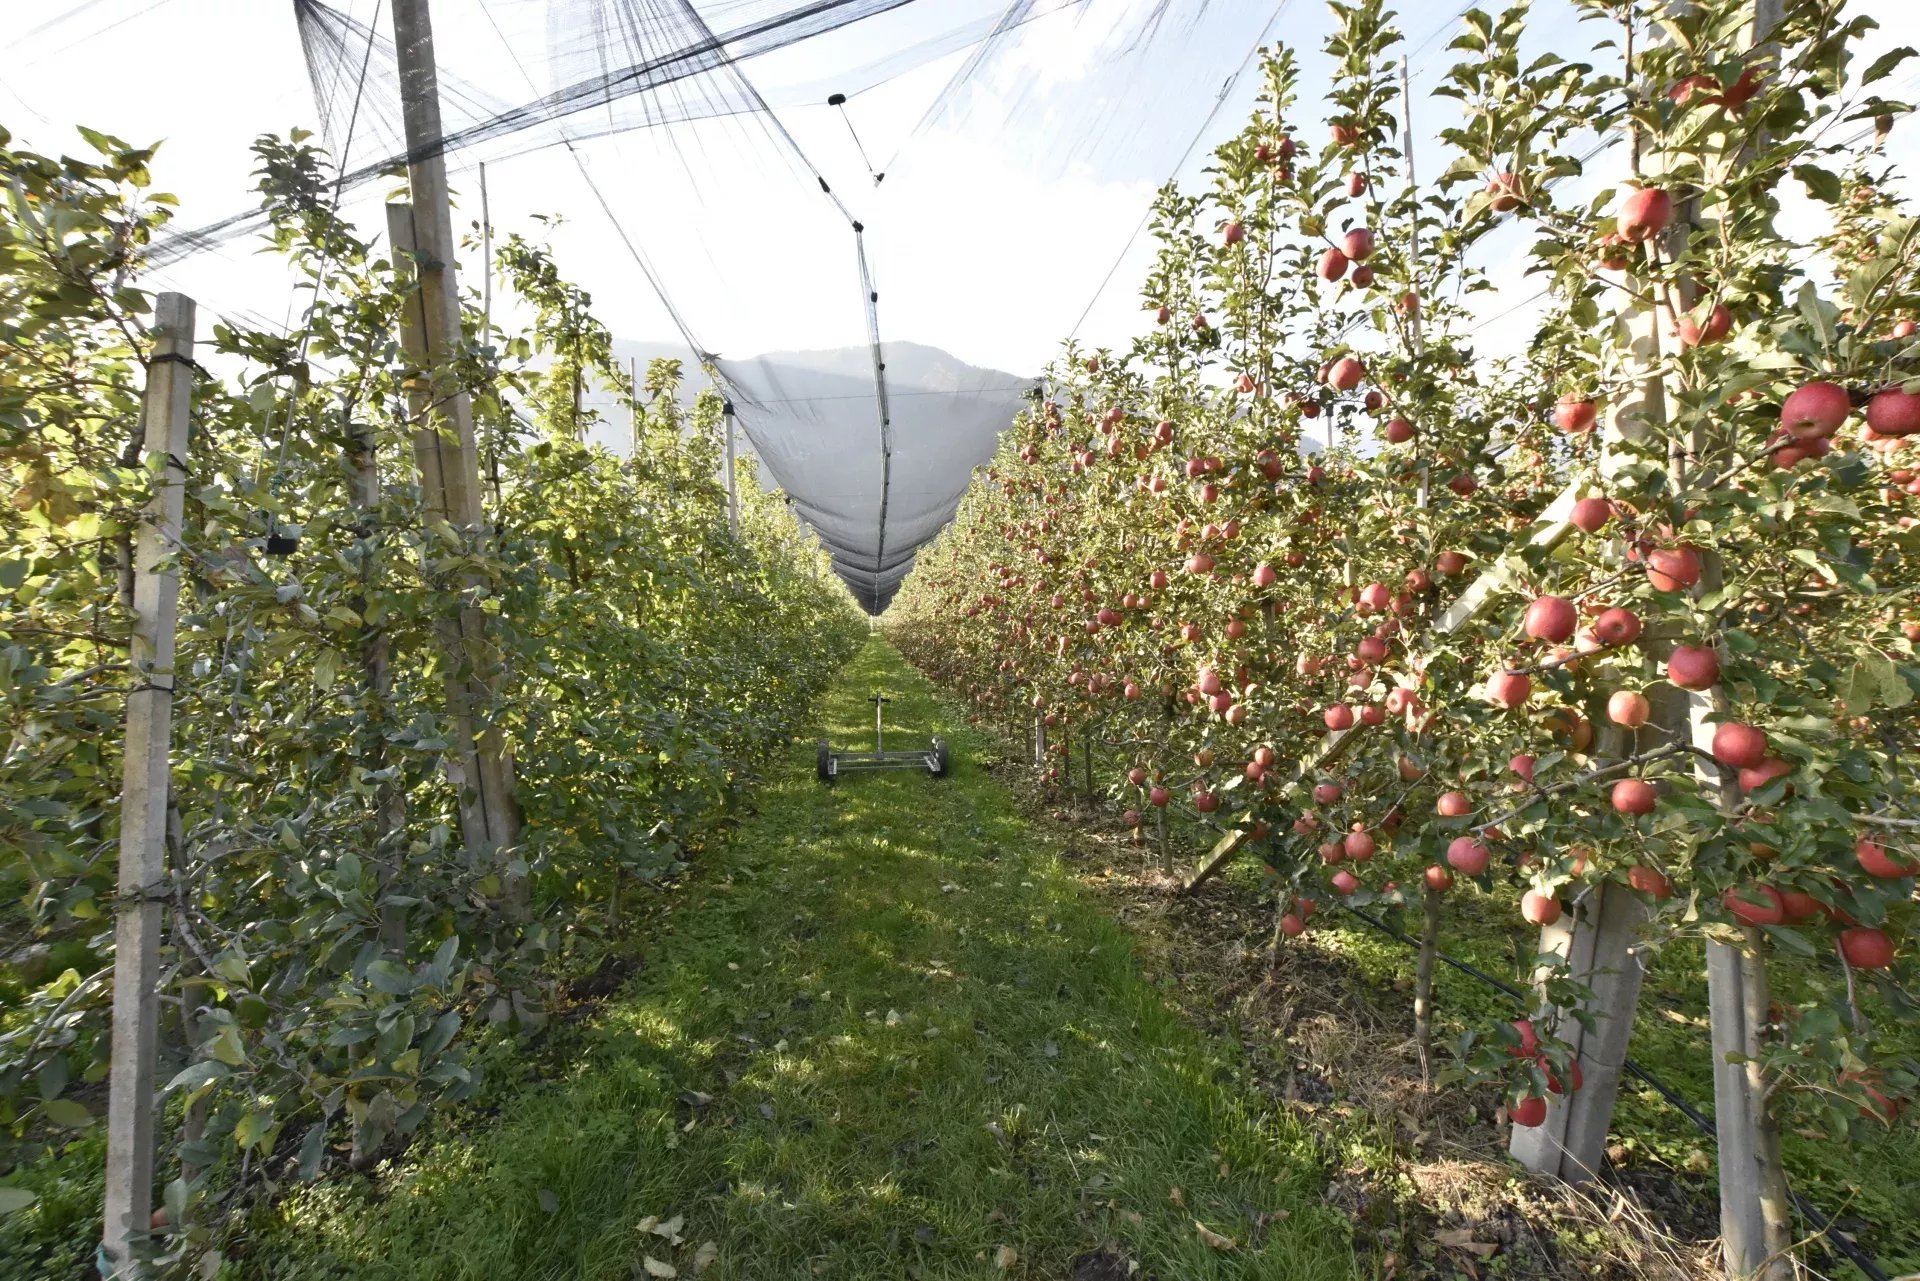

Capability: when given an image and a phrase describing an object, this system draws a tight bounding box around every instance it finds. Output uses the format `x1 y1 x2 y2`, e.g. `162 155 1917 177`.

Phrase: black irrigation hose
1334 904 1892 1281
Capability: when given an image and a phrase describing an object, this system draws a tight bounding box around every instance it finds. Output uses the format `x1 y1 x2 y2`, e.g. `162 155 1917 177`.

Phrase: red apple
1511 1095 1548 1127
1781 381 1850 439
1344 830 1377 861
1487 172 1524 212
1425 865 1455 892
1318 247 1350 281
1447 837 1490 875
1667 644 1720 690
1570 497 1612 533
1838 927 1893 970
1646 546 1702 592
1279 912 1305 937
1611 778 1657 815
1342 228 1376 261
1711 722 1768 770
1324 704 1355 731
1543 1058 1584 1095
1866 387 1920 437
1676 302 1733 347
1628 865 1673 898
1521 891 1563 925
1619 186 1673 242
1223 220 1246 246
1777 889 1822 924
1724 883 1785 927
1488 669 1531 708
1524 594 1578 643
1607 690 1651 728
1738 757 1793 794
1437 791 1472 818
1385 417 1415 444
1856 837 1919 878
1331 869 1361 896
1553 395 1598 434
1592 608 1642 647
1328 356 1366 391
1510 1019 1541 1058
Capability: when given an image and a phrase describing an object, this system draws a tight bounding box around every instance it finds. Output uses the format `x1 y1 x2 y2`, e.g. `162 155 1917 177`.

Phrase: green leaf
1862 47 1915 84
314 648 341 692
0 1187 37 1216
297 1122 328 1181
1791 164 1842 204
42 1098 92 1129
234 1108 273 1151
37 1054 69 1101
208 1025 250 1067
421 1010 462 1057
366 959 412 995
166 1060 231 1093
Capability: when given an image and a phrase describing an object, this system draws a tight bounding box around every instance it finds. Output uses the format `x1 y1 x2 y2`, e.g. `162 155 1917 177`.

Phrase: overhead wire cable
472 0 715 360
1065 0 1292 344
150 0 930 266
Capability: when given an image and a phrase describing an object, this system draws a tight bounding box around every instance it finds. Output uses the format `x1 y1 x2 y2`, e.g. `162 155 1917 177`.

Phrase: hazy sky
5 0 1916 381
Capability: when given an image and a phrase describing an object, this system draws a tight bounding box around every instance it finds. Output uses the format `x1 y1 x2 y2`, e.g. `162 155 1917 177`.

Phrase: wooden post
387 0 522 912
102 292 195 1276
386 202 522 911
1508 881 1649 1180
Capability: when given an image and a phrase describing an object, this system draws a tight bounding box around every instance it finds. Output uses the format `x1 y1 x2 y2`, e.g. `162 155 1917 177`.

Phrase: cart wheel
816 739 833 784
930 737 950 778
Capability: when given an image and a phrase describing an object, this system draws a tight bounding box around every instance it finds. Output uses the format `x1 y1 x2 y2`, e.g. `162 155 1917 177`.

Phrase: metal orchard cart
817 692 949 783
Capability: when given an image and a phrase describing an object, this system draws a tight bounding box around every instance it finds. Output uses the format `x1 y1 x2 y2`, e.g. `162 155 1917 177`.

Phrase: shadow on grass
264 641 1360 1281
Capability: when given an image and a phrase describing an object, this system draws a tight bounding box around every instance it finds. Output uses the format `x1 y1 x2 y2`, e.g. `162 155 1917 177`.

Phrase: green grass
263 639 1360 1281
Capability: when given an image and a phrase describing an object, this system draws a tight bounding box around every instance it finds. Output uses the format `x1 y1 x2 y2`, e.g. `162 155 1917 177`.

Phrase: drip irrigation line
1332 903 1891 1281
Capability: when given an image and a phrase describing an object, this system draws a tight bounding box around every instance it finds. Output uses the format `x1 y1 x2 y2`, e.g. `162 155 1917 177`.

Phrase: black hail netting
149 0 1282 610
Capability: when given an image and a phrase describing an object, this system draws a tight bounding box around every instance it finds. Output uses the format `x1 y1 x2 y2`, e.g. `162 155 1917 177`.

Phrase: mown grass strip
269 639 1359 1280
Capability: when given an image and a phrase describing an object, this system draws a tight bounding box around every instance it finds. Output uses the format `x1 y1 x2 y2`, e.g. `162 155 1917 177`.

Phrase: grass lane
270 639 1358 1281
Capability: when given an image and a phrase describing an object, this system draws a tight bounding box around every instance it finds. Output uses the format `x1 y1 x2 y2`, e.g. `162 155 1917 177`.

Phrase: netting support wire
1330 904 1891 1281
723 398 741 534
854 223 892 614
1066 0 1292 343
827 91 882 183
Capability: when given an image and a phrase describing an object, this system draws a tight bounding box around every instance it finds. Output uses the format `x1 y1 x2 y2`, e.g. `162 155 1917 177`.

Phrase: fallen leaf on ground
641 1257 676 1278
1435 1228 1499 1258
1194 1221 1237 1250
994 1245 1018 1269
691 1242 718 1273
